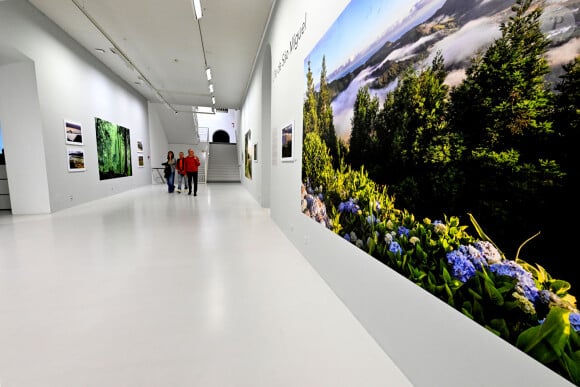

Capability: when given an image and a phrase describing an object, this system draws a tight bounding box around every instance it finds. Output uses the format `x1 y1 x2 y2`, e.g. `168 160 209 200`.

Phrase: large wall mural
95 117 132 180
301 0 579 384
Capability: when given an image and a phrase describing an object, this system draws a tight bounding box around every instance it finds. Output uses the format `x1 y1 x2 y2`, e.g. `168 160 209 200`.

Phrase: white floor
0 183 411 387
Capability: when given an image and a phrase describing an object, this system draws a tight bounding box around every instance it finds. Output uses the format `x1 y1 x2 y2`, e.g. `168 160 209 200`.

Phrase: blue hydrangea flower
446 249 477 283
318 193 324 201
305 196 314 209
366 214 377 225
537 289 552 305
474 241 502 264
389 241 402 255
343 233 351 242
460 244 487 269
338 198 360 214
570 313 580 332
489 261 539 303
397 226 410 237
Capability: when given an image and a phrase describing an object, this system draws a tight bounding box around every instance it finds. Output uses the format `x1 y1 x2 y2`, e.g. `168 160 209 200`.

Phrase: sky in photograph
304 0 446 139
304 0 446 83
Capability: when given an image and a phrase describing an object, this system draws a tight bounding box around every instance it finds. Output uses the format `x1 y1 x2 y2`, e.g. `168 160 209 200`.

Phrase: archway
212 130 230 143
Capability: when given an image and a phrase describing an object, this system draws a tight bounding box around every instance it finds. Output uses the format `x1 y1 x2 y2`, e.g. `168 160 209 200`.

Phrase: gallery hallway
0 183 410 387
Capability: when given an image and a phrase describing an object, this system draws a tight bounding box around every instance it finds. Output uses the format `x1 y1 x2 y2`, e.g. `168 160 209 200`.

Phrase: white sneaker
176 189 181 193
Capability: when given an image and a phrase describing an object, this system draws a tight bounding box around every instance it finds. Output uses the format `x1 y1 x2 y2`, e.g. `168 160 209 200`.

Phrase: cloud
547 37 580 67
426 16 501 67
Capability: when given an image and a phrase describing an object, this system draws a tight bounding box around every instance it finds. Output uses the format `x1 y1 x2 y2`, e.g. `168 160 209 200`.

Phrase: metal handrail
152 167 166 184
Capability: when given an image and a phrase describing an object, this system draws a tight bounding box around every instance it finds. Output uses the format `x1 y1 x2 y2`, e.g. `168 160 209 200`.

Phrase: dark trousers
187 171 198 195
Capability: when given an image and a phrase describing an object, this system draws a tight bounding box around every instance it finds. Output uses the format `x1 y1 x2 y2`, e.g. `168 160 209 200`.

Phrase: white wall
0 0 151 213
196 109 238 143
149 101 169 169
241 0 575 386
0 60 51 214
240 56 265 203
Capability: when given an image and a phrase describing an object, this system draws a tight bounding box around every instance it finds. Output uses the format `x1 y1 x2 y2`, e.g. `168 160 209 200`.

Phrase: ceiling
27 0 276 142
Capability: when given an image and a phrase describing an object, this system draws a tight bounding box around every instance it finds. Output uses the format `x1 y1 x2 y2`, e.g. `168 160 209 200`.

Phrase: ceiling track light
195 0 215 111
193 0 203 19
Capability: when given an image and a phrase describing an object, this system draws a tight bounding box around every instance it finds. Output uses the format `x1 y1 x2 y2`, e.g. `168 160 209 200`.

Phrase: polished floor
0 183 411 387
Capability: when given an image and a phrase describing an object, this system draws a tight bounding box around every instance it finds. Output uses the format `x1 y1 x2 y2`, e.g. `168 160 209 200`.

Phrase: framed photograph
67 148 85 172
137 140 143 153
138 154 144 167
253 143 258 162
244 129 252 179
95 117 132 180
281 121 294 162
64 120 83 145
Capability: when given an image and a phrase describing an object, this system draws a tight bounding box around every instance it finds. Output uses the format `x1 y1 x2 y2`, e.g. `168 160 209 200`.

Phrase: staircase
207 143 240 182
0 162 10 210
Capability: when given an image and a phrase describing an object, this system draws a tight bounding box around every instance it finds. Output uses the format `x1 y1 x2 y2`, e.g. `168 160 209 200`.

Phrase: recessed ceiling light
193 0 203 19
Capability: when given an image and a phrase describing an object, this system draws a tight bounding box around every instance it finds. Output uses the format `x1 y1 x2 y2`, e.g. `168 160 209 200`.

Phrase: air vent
214 107 228 113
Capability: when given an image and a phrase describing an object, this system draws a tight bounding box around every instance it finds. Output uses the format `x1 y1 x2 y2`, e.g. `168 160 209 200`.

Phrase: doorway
212 130 230 143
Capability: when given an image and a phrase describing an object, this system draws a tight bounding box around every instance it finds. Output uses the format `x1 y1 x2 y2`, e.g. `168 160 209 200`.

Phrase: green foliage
517 307 580 384
348 86 380 169
302 131 334 189
304 60 319 136
317 56 340 166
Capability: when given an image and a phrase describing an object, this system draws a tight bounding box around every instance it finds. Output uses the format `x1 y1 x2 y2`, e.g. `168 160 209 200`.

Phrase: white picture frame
67 148 85 172
280 121 294 162
64 119 83 145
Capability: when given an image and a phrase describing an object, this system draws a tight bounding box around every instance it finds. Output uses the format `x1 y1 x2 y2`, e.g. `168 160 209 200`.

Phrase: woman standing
162 150 176 193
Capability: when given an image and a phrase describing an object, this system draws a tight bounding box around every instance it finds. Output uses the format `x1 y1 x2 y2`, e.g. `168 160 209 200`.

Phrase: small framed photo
281 121 294 162
138 154 144 167
137 140 143 153
64 120 83 145
67 148 85 172
253 143 258 162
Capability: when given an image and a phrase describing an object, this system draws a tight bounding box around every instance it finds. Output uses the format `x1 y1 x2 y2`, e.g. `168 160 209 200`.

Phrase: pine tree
373 53 457 215
449 0 562 260
317 56 339 165
303 60 318 136
348 86 379 170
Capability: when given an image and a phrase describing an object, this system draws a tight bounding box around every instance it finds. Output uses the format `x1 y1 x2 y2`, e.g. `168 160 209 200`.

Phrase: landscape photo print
301 0 579 384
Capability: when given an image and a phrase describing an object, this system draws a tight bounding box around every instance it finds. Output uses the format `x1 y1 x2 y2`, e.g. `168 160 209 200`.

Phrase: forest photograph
245 129 252 179
301 0 579 384
95 117 132 180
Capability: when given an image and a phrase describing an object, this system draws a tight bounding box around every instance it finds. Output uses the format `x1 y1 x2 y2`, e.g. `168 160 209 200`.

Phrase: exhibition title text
273 12 307 80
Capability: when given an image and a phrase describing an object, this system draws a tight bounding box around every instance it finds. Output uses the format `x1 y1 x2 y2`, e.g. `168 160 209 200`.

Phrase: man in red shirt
184 148 201 196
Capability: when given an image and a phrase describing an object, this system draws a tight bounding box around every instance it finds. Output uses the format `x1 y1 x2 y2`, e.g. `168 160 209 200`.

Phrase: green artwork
95 117 132 180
